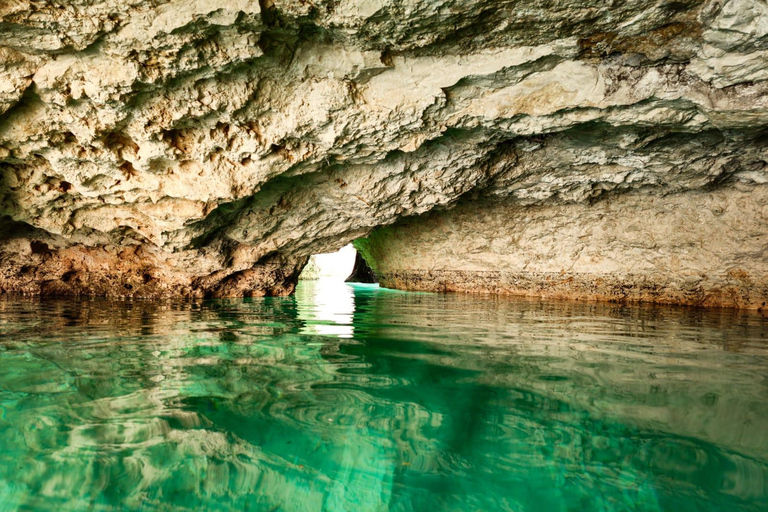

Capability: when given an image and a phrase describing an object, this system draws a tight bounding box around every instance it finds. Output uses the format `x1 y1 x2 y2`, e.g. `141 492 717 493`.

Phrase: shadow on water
0 283 766 511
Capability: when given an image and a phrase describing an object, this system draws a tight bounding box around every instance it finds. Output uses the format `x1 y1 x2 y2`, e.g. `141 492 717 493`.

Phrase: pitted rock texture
355 186 768 309
0 0 766 301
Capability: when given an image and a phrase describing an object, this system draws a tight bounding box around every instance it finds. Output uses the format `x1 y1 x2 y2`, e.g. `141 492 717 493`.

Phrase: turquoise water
0 280 766 512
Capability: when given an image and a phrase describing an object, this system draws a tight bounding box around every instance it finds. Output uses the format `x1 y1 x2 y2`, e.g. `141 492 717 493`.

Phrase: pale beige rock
0 0 765 303
356 186 768 309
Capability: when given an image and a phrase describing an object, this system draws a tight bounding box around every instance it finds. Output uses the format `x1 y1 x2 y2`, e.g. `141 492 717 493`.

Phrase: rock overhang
0 0 765 305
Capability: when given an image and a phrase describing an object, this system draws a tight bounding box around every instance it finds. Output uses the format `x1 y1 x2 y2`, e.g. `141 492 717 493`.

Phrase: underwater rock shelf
0 0 766 307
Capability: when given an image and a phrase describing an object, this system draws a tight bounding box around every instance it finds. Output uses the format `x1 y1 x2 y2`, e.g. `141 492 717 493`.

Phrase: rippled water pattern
0 281 767 512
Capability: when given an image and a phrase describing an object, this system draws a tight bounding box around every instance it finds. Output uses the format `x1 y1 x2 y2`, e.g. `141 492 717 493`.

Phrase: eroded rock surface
356 186 768 308
0 0 766 303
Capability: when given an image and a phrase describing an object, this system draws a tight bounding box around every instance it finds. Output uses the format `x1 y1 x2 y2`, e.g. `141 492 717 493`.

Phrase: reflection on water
0 282 766 511
297 278 355 338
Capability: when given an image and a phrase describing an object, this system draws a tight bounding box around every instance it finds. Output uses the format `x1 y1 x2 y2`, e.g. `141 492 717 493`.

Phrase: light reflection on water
297 278 356 338
0 282 766 511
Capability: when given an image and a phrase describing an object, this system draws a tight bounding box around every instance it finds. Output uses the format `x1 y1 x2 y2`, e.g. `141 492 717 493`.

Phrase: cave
0 0 765 308
0 1 767 510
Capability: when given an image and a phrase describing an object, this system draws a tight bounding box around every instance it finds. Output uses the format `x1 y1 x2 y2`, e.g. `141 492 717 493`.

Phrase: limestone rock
356 186 768 308
0 0 766 305
299 256 322 281
346 250 377 283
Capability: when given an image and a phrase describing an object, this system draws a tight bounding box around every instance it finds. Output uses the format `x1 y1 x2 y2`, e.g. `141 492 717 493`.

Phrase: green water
0 281 766 512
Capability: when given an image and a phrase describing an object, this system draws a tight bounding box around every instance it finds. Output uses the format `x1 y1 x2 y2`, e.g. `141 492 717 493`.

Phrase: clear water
0 281 767 512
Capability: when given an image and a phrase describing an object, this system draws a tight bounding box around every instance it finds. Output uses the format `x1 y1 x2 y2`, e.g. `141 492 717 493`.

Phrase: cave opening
298 243 378 283
299 244 356 281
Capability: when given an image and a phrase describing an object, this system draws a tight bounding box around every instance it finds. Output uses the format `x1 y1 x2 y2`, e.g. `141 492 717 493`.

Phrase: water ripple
0 284 766 511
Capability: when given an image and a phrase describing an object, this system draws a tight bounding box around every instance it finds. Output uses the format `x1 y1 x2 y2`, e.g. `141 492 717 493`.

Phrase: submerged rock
0 0 766 305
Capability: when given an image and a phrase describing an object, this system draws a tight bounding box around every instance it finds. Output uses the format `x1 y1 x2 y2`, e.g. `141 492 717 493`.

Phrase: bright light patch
312 244 357 280
296 279 355 338
296 244 358 338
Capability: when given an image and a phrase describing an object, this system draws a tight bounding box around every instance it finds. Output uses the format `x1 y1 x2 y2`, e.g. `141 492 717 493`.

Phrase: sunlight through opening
299 244 357 281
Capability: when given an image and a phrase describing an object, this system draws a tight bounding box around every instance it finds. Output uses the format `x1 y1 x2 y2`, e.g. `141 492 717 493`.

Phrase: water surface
0 281 766 511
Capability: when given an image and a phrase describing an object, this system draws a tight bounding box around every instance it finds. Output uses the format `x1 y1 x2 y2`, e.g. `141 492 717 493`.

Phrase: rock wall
356 186 768 308
0 0 766 302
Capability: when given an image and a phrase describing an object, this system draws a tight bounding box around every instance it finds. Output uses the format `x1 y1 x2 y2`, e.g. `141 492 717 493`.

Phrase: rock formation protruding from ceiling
0 0 766 304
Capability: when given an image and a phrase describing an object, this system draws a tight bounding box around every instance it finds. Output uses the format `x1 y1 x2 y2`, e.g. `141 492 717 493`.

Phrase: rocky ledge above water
0 0 766 307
